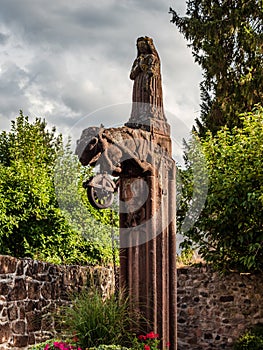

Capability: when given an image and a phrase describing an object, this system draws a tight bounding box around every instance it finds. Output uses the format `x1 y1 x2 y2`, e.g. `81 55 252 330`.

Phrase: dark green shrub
234 324 263 350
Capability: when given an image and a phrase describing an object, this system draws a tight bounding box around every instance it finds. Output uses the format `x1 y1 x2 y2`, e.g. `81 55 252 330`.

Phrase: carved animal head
75 126 101 166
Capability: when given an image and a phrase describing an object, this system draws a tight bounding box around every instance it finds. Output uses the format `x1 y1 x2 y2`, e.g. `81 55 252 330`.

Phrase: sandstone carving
76 36 177 349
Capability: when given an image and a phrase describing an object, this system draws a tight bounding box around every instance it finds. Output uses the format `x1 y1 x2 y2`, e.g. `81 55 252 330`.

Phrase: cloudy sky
0 0 202 157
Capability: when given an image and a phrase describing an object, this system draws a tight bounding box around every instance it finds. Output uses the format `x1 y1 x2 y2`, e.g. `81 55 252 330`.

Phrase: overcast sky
0 0 202 159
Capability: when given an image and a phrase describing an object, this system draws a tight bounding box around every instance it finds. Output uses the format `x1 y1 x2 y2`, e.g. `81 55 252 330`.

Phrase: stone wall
177 265 263 350
0 256 263 350
0 255 115 349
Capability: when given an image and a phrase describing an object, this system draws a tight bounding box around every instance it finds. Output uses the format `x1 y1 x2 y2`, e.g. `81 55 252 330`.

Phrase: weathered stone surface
76 37 176 350
0 256 17 274
0 254 262 349
28 333 35 345
16 260 24 276
177 265 263 350
8 278 27 301
12 335 28 347
19 305 26 320
7 305 18 321
28 280 41 300
0 255 115 349
0 282 10 296
220 295 234 302
11 320 26 334
41 283 53 300
25 300 39 313
0 323 10 344
26 311 42 332
41 314 54 331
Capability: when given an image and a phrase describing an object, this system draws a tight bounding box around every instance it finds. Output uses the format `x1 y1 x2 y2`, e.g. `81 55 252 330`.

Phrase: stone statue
76 36 177 349
126 36 169 135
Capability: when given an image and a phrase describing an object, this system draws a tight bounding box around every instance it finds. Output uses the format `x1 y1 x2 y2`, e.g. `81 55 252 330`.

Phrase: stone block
7 305 18 321
25 300 39 312
1 307 7 319
16 260 24 276
0 255 17 274
28 281 41 300
12 335 28 347
41 283 52 300
0 323 10 344
19 305 26 319
0 282 10 296
220 295 234 303
25 260 41 277
28 333 36 345
8 278 27 301
26 311 42 332
11 320 26 334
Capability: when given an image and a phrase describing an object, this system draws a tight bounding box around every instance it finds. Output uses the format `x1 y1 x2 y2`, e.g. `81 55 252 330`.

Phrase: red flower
144 345 151 350
72 336 79 343
138 334 147 341
166 342 171 347
146 331 159 339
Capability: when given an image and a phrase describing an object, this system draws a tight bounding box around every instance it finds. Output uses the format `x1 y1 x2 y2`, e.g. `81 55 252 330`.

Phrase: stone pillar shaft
119 140 176 350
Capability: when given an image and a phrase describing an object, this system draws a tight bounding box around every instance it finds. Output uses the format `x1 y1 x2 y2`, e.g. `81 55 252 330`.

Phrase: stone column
76 36 177 350
119 126 177 350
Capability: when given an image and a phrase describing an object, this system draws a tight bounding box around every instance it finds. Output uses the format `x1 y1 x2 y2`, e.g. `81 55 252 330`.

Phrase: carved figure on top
127 36 166 127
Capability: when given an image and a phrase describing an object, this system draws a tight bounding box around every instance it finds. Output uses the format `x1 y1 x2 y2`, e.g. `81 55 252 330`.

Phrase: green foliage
176 248 195 266
170 0 263 135
131 332 160 350
176 137 208 238
28 339 60 349
0 112 62 257
234 324 263 349
181 105 263 272
0 112 118 265
53 145 119 265
60 289 138 349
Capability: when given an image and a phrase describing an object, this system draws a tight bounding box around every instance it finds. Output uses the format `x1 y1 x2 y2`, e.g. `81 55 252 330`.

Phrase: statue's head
136 36 158 57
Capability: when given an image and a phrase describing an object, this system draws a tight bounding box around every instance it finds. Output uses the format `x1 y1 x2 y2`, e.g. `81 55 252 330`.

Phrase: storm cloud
0 0 202 149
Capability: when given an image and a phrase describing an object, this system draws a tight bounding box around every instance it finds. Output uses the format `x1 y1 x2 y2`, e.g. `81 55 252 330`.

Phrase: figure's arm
130 58 141 80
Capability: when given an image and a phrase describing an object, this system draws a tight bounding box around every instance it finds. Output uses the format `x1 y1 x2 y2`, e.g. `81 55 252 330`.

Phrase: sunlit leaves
0 112 117 265
181 105 263 272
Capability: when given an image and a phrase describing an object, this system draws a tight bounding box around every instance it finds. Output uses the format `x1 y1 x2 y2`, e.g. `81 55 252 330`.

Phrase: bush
60 288 140 349
181 105 263 273
0 113 118 266
234 324 263 349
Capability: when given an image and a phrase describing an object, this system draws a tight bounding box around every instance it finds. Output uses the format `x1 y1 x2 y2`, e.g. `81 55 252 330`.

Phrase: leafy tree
0 112 118 265
0 112 62 256
180 105 263 272
170 0 263 135
52 144 119 265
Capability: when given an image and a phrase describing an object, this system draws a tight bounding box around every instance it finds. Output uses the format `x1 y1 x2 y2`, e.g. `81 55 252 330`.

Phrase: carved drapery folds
126 37 170 135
